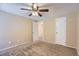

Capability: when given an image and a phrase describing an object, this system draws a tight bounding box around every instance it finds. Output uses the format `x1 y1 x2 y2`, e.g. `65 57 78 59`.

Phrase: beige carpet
0 41 78 56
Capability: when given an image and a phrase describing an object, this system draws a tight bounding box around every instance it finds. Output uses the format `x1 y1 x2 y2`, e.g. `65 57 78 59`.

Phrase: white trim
76 48 79 55
0 42 28 54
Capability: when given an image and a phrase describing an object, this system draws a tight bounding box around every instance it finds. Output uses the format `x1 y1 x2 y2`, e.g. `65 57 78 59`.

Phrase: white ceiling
0 3 79 21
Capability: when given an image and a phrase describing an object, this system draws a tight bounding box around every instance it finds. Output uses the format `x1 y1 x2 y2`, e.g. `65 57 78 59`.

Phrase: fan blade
29 13 32 16
38 12 42 17
20 8 31 11
39 9 49 12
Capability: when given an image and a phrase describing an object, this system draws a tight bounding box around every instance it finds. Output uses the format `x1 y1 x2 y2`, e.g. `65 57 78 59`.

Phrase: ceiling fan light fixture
32 12 38 16
20 3 49 17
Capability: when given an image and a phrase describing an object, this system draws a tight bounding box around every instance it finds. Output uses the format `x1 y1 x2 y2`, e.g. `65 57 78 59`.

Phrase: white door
33 22 38 41
55 17 66 46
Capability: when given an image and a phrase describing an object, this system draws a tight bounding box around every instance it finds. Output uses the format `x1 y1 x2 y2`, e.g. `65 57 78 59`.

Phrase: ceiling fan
20 3 49 17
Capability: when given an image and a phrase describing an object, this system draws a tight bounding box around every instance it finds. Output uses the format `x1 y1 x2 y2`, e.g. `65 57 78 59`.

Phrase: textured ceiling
0 3 79 21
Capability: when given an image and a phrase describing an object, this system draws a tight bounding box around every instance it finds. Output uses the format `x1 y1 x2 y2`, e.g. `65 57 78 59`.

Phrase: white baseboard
0 42 28 54
76 48 79 55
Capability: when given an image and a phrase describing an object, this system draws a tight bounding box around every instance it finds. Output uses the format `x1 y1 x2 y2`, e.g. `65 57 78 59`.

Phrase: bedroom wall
66 12 77 48
0 11 33 51
68 10 79 53
37 11 78 51
41 11 78 48
77 11 79 51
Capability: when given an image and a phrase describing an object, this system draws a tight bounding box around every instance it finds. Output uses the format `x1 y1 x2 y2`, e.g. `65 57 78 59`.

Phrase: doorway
55 17 66 46
32 21 38 42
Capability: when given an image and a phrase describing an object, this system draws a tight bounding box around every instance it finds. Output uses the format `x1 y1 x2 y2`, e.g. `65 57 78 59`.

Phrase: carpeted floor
0 41 78 56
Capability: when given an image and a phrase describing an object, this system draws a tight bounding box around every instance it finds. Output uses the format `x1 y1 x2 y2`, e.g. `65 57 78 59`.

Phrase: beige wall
77 11 79 49
0 10 79 51
42 17 56 43
41 11 78 48
0 11 32 50
37 11 79 50
66 11 79 53
66 12 77 48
